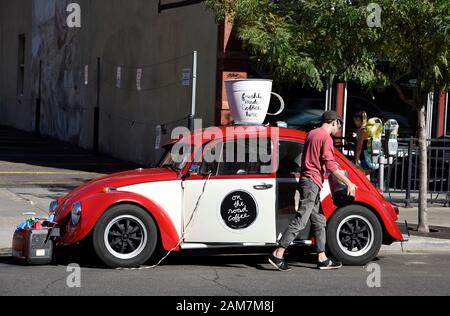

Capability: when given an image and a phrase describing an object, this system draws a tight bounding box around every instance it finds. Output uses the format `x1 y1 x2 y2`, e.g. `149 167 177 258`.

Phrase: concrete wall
0 0 34 131
1 0 218 165
82 0 218 164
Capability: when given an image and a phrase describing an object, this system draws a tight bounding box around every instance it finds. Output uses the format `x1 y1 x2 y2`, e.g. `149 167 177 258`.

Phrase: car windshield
158 143 193 171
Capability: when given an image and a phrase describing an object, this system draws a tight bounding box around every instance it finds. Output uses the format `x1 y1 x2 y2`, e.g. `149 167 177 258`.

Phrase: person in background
353 111 371 173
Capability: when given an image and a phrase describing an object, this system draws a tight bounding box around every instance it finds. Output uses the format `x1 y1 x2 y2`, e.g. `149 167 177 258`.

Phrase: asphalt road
1 250 449 296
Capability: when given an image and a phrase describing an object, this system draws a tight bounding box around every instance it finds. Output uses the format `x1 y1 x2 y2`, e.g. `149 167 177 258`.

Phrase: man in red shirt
269 111 357 271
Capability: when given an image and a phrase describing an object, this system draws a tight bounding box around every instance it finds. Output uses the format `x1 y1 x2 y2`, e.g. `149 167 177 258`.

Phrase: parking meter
366 117 384 163
384 119 399 157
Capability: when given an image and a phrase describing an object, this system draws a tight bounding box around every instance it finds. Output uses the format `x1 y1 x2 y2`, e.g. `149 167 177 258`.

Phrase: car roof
166 126 308 145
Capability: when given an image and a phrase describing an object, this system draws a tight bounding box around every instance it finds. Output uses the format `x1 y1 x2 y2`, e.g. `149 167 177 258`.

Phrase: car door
275 139 333 242
182 137 277 243
275 140 311 240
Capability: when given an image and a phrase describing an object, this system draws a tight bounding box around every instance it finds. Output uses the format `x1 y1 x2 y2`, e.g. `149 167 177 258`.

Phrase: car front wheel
326 205 382 266
92 204 158 268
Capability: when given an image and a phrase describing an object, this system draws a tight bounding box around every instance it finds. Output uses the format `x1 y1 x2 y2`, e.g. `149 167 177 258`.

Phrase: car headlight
71 202 82 226
49 200 58 215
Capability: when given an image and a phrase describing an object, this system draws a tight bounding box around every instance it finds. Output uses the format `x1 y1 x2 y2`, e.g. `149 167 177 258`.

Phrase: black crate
12 229 53 265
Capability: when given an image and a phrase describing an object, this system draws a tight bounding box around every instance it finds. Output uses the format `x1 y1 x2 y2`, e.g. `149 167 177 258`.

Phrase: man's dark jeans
278 177 327 253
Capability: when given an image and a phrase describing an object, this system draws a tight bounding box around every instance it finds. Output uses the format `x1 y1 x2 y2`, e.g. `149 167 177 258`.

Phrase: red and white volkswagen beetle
50 126 408 268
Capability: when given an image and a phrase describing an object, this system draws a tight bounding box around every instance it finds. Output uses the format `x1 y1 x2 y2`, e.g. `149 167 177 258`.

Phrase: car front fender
57 191 180 251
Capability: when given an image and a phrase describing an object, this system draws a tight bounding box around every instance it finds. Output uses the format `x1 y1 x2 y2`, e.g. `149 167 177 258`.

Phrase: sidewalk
378 205 450 254
398 206 450 228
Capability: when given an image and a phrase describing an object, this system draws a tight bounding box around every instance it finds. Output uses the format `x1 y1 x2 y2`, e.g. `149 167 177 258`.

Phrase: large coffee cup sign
220 191 258 230
225 79 285 125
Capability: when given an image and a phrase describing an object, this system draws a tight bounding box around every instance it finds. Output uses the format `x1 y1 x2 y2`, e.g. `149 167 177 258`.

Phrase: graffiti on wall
32 0 82 143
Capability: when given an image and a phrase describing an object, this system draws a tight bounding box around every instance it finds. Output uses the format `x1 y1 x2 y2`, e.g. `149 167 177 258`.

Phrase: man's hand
332 169 358 197
347 182 357 197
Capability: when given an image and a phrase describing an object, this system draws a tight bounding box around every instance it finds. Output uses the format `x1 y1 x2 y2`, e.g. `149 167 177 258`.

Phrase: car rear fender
322 191 403 242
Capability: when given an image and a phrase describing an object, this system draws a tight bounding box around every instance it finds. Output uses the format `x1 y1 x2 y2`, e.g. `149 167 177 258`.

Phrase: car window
159 143 194 172
201 138 273 176
198 141 221 175
277 141 303 176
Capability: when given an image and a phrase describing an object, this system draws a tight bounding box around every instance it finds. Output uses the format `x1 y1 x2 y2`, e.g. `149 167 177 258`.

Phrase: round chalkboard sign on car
220 191 258 230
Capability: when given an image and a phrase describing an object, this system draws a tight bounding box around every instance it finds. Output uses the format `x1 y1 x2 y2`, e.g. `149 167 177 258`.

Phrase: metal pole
189 50 198 131
325 82 332 111
35 60 42 135
405 137 413 207
342 81 348 139
378 155 387 192
94 57 101 152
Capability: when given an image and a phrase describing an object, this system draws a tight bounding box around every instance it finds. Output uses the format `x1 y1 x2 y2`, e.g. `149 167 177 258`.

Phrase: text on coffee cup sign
241 93 262 110
241 93 263 118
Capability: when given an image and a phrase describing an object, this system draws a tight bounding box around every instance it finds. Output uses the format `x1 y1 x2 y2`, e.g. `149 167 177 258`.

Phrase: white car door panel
183 178 276 243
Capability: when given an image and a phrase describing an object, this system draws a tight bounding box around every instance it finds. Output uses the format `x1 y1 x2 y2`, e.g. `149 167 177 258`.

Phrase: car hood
55 168 179 218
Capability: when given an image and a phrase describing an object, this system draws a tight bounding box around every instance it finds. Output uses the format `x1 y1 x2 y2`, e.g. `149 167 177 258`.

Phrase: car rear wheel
326 205 382 266
92 204 158 268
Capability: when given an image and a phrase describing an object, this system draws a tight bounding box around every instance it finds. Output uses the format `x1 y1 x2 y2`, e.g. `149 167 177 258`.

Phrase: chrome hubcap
337 215 374 257
104 215 147 260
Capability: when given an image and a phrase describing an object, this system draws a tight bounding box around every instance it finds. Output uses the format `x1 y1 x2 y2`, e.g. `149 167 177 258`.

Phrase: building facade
0 0 241 164
1 0 448 165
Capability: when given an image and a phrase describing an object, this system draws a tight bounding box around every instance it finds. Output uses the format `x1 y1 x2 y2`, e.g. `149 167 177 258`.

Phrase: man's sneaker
317 258 342 270
268 254 291 271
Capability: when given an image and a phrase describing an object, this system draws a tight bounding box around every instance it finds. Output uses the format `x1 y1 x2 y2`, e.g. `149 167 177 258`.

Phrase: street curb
380 236 450 254
0 249 12 257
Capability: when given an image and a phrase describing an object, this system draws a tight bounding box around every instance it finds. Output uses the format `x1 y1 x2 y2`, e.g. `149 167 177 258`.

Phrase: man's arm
331 169 357 197
323 137 357 197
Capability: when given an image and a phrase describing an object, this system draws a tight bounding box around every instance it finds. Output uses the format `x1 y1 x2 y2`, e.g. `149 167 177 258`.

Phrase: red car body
51 126 407 268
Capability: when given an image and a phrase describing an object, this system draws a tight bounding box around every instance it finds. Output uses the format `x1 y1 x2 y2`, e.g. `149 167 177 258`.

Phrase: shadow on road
0 246 322 271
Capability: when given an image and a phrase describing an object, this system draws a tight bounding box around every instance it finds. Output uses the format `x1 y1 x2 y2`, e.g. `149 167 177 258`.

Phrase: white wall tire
327 205 382 266
104 215 148 260
92 204 158 268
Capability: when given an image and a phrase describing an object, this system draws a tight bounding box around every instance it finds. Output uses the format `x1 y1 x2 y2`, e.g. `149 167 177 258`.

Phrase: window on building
17 34 26 96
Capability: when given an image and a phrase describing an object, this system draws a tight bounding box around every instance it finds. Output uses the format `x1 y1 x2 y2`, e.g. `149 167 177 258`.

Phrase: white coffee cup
225 79 285 125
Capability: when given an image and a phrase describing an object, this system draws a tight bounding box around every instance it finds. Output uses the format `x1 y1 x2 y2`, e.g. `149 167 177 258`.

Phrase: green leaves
206 0 450 93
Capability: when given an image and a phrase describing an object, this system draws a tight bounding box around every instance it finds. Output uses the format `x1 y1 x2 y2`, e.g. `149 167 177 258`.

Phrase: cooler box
12 228 53 265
